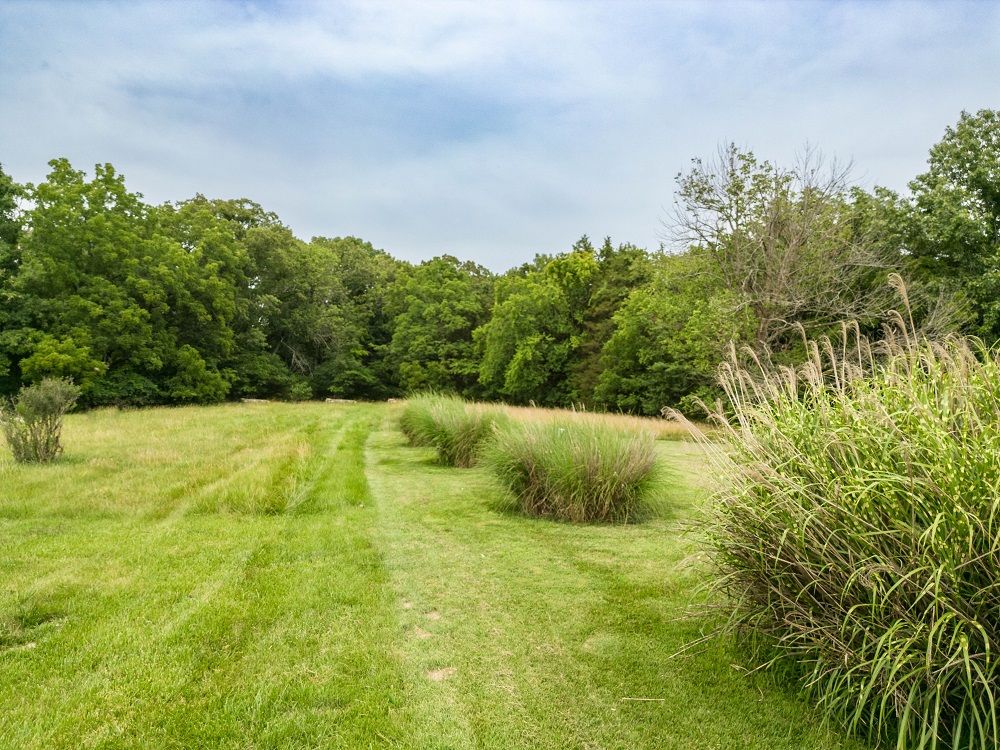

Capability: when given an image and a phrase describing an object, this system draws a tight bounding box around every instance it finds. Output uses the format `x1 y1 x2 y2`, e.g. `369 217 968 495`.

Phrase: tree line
0 109 997 414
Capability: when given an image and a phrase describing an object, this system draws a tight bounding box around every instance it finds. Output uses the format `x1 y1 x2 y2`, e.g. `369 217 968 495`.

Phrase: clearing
0 402 863 749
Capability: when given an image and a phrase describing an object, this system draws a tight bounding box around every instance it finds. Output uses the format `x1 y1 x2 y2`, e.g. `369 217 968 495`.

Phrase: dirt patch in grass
426 667 456 681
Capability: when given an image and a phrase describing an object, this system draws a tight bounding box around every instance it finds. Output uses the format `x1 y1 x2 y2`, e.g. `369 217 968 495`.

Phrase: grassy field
0 402 864 749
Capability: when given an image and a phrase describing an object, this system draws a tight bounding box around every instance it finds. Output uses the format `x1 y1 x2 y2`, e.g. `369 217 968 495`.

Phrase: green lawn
0 402 864 749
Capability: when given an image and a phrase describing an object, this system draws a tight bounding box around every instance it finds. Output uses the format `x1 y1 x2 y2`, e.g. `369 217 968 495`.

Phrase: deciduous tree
388 255 493 397
672 144 895 351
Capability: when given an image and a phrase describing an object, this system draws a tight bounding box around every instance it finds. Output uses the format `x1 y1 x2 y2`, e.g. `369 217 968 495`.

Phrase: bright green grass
0 403 865 749
368 419 866 750
0 403 409 748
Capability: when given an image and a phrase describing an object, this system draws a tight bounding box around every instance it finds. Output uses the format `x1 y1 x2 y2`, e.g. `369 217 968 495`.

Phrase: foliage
695 319 1000 749
672 144 898 351
596 251 753 415
0 111 992 411
477 244 598 407
399 393 507 467
86 369 160 408
282 235 401 400
227 350 308 402
0 164 22 396
0 377 80 462
483 417 662 523
388 255 493 398
902 109 1000 340
0 161 407 405
0 162 19 251
18 334 106 390
569 237 654 401
3 161 240 405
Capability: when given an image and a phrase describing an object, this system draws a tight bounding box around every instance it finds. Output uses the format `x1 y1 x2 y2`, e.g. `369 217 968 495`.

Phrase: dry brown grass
475 403 712 440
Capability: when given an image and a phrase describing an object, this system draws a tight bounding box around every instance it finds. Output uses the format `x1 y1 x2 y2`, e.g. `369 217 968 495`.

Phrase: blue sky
2 0 998 270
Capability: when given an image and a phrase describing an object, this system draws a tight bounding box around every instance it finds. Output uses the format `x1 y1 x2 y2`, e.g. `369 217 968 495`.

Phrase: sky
1 0 999 271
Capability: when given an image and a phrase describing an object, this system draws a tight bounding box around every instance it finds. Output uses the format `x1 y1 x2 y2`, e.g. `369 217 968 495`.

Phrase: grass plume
683 321 1000 749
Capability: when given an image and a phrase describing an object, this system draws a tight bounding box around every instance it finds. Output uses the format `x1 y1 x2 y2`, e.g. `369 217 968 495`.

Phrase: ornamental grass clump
1 377 81 463
484 418 662 523
399 393 507 467
693 318 1000 749
432 403 510 468
399 393 447 447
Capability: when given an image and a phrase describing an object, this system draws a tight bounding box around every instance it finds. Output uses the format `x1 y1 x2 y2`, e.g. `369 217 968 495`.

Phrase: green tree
673 144 896 351
570 237 653 402
596 251 754 415
477 247 598 406
11 160 164 398
161 197 303 400
5 160 244 404
0 162 25 395
903 109 1000 338
0 162 18 254
151 198 254 401
19 335 106 390
237 232 402 401
388 255 493 397
319 236 402 399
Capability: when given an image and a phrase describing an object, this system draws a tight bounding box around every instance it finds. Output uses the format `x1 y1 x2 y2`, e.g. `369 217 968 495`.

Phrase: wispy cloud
1 1 998 269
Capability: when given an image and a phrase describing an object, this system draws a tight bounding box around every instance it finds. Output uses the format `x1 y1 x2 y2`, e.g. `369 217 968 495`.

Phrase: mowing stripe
0 404 415 749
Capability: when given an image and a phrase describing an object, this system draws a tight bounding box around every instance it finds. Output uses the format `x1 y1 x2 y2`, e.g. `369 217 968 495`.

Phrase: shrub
1 378 81 463
86 370 160 408
399 394 508 467
484 418 662 523
698 326 1000 749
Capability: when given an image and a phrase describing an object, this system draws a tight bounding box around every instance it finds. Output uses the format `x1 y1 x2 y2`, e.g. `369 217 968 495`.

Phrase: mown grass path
1 403 410 748
367 412 863 750
1 403 865 749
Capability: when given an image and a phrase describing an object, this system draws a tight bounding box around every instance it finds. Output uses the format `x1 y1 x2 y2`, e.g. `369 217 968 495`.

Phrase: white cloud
1 0 999 270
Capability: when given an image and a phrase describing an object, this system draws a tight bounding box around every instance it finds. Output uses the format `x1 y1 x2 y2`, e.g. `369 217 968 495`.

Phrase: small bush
1 378 81 463
399 394 507 467
484 419 662 523
699 325 1000 749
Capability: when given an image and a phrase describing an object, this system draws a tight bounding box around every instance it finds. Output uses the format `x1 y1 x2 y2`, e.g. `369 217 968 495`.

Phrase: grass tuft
483 418 663 523
399 393 445 448
399 393 508 467
688 321 1000 749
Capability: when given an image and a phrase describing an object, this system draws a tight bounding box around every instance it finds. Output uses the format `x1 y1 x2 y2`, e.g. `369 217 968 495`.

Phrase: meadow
0 402 863 749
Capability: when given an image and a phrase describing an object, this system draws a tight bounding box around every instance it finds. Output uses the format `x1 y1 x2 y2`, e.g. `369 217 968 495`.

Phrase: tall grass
399 394 508 468
484 418 662 523
685 319 1000 749
499 403 708 441
399 393 446 448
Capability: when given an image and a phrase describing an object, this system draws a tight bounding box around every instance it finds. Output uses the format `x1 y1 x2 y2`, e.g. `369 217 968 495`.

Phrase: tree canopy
0 109 995 415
